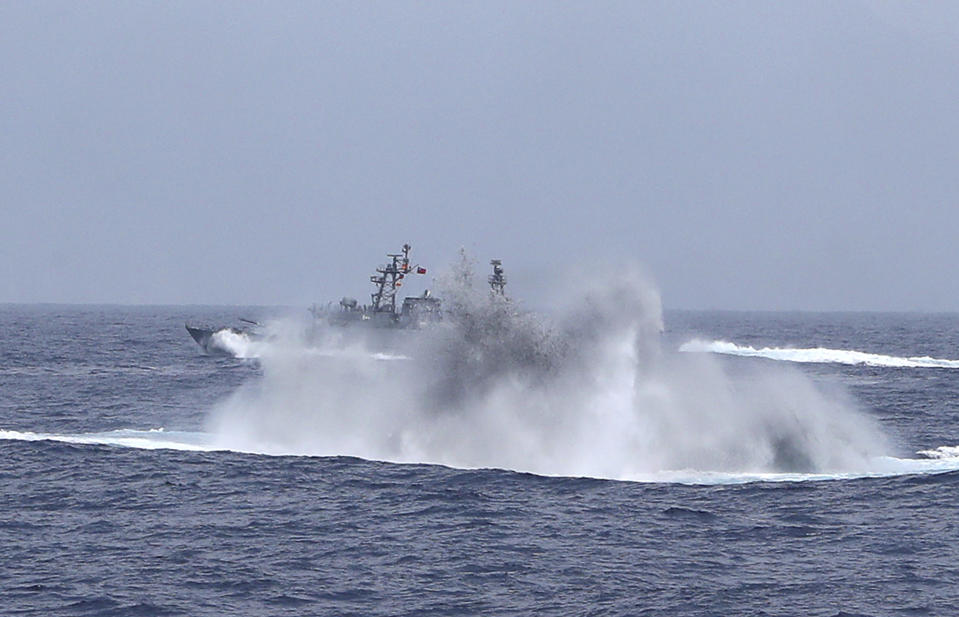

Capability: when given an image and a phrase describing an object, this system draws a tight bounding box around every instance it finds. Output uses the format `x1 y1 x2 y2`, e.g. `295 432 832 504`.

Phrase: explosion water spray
206 257 891 480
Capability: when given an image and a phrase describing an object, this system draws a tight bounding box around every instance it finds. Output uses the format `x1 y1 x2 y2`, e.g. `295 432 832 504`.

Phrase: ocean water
2 304 959 616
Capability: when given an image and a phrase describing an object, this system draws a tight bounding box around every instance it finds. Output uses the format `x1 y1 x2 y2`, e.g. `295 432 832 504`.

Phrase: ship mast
488 259 507 296
370 243 412 313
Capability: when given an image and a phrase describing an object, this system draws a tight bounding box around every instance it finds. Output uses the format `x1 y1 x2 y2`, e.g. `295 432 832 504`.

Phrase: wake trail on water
0 428 216 452
680 339 959 368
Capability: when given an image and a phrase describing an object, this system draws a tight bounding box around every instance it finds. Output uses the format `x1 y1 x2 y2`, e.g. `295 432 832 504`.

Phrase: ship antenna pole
371 244 413 314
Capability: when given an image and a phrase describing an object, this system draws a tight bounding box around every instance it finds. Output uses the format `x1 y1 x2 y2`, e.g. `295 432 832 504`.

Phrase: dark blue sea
3 305 959 616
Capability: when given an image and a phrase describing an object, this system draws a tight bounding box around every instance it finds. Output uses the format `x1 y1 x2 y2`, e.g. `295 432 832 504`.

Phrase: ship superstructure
327 243 439 327
325 244 506 328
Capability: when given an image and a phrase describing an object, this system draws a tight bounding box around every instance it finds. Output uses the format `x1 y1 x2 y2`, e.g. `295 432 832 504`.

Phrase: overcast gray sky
2 1 958 310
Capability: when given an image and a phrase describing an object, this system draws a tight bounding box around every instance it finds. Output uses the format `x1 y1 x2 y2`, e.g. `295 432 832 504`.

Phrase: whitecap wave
680 339 959 368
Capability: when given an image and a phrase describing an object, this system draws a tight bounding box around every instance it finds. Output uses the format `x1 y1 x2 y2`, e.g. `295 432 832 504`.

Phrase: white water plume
680 339 959 368
206 258 895 480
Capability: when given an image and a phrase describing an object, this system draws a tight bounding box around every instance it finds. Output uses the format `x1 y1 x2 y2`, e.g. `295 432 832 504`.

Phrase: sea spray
206 257 891 479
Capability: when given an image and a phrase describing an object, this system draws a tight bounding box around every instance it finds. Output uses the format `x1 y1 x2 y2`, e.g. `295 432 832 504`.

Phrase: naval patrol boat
186 244 507 353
